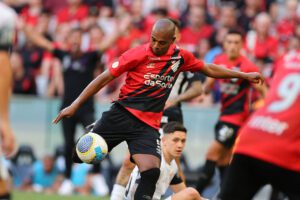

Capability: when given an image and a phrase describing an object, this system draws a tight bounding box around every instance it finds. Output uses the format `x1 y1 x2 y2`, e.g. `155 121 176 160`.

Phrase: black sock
72 147 83 163
196 160 216 193
0 193 10 200
218 165 228 187
134 168 160 200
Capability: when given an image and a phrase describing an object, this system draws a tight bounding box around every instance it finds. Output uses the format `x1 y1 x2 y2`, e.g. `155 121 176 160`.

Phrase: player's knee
184 187 200 199
122 156 135 170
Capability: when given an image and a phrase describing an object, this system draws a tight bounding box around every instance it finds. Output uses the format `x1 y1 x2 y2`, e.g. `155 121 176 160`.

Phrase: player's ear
161 136 167 146
172 36 176 43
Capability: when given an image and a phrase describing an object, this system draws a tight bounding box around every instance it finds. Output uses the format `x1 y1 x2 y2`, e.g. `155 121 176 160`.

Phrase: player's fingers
52 112 63 124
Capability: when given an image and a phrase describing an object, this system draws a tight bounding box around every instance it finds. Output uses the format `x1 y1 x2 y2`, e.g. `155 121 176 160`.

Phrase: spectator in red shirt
56 0 88 26
20 0 43 26
245 12 278 62
276 0 299 46
180 6 214 53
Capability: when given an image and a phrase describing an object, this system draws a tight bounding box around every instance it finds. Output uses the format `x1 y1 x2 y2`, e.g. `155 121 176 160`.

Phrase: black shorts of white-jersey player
20 16 131 195
0 2 17 200
196 29 268 194
52 19 264 200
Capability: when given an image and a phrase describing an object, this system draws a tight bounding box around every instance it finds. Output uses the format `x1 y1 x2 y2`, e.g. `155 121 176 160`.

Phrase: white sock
110 184 126 200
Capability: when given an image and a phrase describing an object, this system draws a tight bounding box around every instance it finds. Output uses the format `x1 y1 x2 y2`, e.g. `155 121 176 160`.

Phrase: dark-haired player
196 29 267 193
53 19 264 200
218 39 300 200
125 122 207 200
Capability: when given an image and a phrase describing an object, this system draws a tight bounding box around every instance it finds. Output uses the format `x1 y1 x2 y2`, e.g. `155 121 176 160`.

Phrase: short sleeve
181 50 204 72
108 48 140 77
245 59 260 73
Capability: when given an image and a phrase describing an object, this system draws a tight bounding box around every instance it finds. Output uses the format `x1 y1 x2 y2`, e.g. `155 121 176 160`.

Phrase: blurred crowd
7 0 300 104
5 144 112 196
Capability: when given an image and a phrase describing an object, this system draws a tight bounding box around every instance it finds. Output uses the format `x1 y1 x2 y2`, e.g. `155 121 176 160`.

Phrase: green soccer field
13 191 110 200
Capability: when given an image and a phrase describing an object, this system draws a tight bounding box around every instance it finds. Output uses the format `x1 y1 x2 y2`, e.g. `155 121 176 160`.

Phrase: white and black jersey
125 153 182 200
161 72 204 126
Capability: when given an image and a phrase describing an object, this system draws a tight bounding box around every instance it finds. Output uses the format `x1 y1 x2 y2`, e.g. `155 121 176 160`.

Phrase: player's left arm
165 80 202 109
201 63 264 84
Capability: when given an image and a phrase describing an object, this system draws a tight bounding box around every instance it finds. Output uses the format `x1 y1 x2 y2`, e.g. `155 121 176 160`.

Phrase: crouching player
125 122 207 200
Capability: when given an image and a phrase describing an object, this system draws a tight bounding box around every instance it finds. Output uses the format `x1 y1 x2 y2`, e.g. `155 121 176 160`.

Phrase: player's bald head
152 19 176 39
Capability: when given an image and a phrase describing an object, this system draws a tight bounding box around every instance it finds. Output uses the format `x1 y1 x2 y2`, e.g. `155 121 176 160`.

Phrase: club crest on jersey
171 60 180 72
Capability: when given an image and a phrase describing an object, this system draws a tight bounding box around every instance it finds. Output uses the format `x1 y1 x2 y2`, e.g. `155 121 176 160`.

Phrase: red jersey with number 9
235 50 300 172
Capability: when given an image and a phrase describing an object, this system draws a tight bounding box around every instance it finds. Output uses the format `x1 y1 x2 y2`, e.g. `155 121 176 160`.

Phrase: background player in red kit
53 19 264 200
196 29 268 193
217 42 300 200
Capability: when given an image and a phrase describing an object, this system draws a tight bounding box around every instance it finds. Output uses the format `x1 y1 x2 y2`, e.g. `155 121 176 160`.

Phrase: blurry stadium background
2 0 300 199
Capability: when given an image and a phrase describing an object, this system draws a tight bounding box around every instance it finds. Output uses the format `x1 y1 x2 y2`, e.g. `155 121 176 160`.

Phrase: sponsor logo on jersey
144 73 174 88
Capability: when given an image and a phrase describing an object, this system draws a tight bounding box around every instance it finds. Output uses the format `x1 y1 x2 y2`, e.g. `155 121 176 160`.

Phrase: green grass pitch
13 191 110 200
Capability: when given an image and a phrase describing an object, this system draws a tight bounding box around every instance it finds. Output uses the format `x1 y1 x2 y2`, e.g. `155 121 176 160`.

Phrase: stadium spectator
31 154 62 193
245 12 278 63
180 6 214 53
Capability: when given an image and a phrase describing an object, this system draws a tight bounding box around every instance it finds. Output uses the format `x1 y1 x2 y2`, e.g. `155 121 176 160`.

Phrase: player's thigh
169 187 201 200
92 104 131 152
127 124 161 171
218 154 265 200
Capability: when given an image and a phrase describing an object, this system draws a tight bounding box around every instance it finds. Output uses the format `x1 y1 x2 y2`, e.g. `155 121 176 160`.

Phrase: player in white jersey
125 122 206 200
0 1 17 200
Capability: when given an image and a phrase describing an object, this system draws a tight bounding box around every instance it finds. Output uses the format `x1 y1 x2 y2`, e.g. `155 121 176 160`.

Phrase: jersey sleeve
108 48 140 77
170 173 183 185
181 50 205 72
244 59 260 73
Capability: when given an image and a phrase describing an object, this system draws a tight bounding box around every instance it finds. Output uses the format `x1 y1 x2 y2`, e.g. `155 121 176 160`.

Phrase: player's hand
243 72 265 84
1 125 16 158
52 105 77 124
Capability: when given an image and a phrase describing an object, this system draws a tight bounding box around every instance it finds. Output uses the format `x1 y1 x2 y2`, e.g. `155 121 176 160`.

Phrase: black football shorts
215 121 240 148
92 103 161 160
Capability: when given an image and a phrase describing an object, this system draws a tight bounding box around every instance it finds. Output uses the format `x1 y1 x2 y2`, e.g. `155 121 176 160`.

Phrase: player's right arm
53 70 115 123
22 23 54 52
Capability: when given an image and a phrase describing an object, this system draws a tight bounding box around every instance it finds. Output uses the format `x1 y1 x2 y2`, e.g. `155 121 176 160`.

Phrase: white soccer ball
76 132 108 164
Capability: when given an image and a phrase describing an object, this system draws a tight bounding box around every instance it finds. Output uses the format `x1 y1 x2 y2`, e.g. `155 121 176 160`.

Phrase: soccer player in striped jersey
196 29 268 193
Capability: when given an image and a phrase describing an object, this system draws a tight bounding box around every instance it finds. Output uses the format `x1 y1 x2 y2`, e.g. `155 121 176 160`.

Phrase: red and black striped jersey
109 43 204 129
213 54 260 126
235 50 300 172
